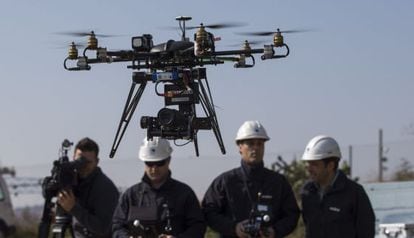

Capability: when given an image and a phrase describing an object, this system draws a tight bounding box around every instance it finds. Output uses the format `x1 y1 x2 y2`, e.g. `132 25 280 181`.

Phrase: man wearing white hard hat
202 121 300 238
112 137 206 238
300 135 375 238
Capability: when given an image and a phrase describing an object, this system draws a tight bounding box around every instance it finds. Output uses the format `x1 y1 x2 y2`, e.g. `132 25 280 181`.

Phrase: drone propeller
236 28 310 36
227 40 266 47
54 30 119 38
51 42 86 49
187 22 247 30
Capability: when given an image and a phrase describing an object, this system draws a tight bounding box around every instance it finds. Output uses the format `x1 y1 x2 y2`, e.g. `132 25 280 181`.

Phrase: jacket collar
142 170 173 191
78 167 101 184
306 170 347 194
240 160 265 180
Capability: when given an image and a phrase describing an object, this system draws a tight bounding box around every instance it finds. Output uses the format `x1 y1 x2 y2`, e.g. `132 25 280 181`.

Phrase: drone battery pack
164 84 199 105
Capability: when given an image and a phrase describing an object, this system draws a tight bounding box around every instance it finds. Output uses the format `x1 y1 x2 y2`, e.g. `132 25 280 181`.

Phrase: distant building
363 181 414 237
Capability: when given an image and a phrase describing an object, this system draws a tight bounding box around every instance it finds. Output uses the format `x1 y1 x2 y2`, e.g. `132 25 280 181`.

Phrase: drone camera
140 112 191 140
132 34 153 52
157 108 187 129
140 112 211 141
140 79 209 141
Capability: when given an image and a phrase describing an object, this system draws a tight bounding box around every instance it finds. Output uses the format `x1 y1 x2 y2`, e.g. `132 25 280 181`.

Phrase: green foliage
10 207 38 238
271 156 307 200
286 217 305 238
340 160 351 176
204 227 219 238
392 158 414 181
271 156 307 237
340 160 359 182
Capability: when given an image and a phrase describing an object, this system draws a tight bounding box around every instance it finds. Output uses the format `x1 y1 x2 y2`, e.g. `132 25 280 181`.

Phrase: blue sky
1 0 414 197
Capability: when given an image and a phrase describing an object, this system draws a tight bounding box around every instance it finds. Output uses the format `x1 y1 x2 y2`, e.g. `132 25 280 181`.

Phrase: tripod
38 139 77 238
38 198 75 238
51 206 75 238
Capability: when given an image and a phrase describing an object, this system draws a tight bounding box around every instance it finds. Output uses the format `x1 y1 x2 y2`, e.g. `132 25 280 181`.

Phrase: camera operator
202 121 300 238
57 137 119 238
112 137 206 238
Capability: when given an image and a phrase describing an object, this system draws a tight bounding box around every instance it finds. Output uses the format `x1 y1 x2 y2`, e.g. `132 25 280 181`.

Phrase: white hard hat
302 135 341 161
139 137 173 162
235 120 270 143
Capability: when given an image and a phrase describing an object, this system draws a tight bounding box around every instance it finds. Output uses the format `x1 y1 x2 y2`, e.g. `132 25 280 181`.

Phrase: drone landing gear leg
110 75 148 158
195 68 226 155
193 133 200 156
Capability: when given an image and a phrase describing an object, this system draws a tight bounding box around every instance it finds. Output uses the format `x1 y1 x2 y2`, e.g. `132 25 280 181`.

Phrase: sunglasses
145 159 168 167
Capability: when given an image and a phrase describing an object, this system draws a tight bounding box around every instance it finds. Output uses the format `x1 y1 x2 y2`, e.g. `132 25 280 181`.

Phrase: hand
259 227 275 238
57 189 76 212
158 235 175 238
235 220 249 238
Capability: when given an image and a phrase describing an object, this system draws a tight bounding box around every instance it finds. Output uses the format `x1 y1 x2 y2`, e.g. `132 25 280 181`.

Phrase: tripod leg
38 199 53 238
68 226 75 238
52 227 65 238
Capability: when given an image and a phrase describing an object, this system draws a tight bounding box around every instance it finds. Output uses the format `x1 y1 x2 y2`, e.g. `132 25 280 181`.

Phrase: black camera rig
38 139 86 238
109 67 224 157
127 203 173 238
62 16 291 157
243 192 273 237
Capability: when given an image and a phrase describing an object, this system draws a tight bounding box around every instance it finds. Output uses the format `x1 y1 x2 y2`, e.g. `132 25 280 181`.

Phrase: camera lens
140 116 150 128
157 108 186 128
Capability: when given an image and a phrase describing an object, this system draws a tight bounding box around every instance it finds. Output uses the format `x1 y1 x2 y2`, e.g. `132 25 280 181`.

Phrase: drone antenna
176 16 192 41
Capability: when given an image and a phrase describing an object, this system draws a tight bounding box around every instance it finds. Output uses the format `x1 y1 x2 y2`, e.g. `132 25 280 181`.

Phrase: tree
271 156 307 238
271 156 307 200
340 160 359 182
391 158 414 181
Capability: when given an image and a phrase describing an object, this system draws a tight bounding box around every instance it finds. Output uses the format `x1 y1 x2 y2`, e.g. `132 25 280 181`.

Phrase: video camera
41 139 86 199
38 139 87 238
243 192 273 237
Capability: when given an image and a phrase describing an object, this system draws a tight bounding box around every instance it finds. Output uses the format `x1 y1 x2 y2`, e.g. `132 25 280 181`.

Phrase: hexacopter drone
63 16 292 158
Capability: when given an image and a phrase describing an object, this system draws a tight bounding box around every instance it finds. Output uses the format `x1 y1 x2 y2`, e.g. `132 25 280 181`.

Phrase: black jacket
112 172 206 238
202 160 300 238
301 170 375 238
71 167 119 238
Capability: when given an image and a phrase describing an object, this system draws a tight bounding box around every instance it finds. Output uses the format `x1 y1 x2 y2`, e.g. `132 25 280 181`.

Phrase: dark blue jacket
202 161 300 238
112 172 206 238
71 167 119 238
301 170 375 238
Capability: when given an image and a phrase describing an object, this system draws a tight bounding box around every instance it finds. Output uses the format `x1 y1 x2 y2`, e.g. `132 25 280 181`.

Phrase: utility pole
349 145 353 178
378 129 384 182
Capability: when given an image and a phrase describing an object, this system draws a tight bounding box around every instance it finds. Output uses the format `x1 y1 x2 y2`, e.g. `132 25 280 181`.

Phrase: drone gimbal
62 16 290 157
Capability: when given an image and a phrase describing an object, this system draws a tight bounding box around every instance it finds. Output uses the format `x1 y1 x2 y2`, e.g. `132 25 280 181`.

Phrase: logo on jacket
329 206 341 212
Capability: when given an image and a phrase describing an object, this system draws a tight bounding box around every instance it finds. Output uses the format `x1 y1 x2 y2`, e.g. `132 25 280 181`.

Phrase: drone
63 16 292 158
